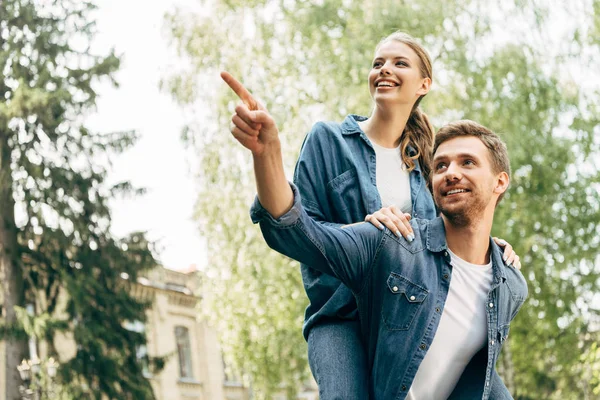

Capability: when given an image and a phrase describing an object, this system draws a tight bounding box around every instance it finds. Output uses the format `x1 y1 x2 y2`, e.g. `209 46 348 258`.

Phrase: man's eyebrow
432 153 447 162
433 152 480 162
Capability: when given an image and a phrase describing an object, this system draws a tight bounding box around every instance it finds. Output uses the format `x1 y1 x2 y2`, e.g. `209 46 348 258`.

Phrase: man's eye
464 159 475 165
435 163 447 170
373 62 382 68
396 61 408 67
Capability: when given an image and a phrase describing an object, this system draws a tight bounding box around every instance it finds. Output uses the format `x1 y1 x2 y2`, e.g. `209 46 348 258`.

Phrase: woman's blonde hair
376 32 435 184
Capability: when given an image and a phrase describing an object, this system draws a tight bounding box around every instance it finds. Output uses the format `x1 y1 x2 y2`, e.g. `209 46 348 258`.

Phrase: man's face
432 136 503 226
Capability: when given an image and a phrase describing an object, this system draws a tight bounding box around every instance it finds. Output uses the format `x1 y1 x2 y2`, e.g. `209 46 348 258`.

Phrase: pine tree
1 1 162 398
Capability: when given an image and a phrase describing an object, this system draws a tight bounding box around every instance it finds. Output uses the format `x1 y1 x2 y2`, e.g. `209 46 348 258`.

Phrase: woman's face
368 40 430 108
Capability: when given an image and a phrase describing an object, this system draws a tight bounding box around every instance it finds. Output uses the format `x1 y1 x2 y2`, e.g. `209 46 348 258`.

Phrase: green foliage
0 0 162 398
164 0 600 398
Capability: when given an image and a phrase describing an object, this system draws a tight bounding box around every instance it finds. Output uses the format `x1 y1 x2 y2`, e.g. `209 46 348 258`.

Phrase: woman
223 31 519 399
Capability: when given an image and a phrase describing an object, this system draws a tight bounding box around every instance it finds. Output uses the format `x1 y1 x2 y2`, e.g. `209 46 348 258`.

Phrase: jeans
488 372 514 399
307 319 369 400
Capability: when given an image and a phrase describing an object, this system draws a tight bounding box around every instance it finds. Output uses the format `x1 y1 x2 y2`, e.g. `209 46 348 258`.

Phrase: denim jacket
293 115 437 339
250 184 528 400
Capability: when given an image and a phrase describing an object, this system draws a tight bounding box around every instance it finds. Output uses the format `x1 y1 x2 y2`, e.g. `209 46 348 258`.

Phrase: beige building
136 268 317 400
1 267 318 400
130 267 251 400
0 267 250 400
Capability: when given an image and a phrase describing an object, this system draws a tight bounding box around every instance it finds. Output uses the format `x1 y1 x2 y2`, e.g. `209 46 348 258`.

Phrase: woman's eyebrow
373 56 411 62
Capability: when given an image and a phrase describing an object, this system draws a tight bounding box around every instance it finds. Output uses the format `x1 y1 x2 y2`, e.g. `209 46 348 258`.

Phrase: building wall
133 268 249 400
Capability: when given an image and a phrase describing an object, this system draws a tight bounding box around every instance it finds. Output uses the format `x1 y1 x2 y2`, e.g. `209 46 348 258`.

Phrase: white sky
84 0 598 275
88 0 206 271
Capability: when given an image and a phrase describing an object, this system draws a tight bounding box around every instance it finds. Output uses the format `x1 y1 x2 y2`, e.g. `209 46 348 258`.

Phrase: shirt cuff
249 182 303 226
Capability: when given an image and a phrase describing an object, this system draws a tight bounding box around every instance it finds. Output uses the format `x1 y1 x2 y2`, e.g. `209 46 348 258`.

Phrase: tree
0 1 162 398
163 0 600 398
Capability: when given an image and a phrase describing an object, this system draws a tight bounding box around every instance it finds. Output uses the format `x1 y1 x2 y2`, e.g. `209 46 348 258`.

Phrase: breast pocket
382 273 429 331
327 169 367 219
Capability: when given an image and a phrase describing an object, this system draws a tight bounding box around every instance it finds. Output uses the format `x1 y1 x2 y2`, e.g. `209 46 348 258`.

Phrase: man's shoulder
503 262 529 301
411 217 446 252
489 241 528 302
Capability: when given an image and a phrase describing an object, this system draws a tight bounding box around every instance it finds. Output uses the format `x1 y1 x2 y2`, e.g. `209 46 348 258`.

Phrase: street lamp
17 357 59 400
17 359 31 381
46 358 58 379
30 358 41 375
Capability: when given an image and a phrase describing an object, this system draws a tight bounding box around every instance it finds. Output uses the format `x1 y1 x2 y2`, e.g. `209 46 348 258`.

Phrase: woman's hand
365 206 415 242
221 71 280 156
492 237 521 269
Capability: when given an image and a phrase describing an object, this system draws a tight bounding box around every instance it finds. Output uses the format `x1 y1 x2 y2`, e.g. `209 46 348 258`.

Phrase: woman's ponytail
399 107 435 186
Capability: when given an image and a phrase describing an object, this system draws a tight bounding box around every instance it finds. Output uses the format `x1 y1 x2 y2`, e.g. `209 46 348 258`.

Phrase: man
222 72 527 399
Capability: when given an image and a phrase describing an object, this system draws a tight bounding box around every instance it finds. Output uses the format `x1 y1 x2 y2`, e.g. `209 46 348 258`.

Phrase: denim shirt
250 184 528 400
293 114 437 339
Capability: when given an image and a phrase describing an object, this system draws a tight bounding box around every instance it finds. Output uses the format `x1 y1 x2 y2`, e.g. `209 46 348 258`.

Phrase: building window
175 326 194 379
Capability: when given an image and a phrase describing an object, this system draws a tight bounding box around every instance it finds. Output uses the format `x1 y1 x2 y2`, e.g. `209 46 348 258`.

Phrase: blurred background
0 0 599 399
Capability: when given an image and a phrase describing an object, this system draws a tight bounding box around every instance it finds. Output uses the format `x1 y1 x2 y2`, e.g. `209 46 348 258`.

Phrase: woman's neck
358 103 413 148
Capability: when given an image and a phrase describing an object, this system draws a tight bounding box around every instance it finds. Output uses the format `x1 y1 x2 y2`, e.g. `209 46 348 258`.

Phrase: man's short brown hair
434 120 511 202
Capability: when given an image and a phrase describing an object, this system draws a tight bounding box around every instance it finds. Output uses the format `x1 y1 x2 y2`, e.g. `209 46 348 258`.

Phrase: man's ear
494 171 510 195
416 77 431 96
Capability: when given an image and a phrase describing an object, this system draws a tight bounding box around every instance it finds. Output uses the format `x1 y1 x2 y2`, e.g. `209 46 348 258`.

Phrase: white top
407 249 494 400
371 141 412 213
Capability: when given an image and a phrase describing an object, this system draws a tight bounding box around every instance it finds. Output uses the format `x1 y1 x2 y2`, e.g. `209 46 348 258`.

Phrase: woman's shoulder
307 114 366 139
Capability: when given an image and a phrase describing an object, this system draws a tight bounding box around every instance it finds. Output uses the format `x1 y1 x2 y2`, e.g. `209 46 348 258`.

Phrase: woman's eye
396 61 408 67
464 159 475 166
435 163 447 171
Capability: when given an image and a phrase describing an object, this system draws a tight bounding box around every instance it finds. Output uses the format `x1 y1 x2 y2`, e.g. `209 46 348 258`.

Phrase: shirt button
435 307 441 313
401 385 407 391
444 251 448 257
419 344 426 350
443 274 449 280
489 303 494 308
410 295 416 301
392 286 399 292
491 340 495 345
486 381 490 386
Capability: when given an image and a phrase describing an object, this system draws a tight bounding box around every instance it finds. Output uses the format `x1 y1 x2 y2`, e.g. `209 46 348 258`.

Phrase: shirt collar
426 217 508 284
425 217 448 252
342 115 419 158
341 114 368 136
488 238 508 284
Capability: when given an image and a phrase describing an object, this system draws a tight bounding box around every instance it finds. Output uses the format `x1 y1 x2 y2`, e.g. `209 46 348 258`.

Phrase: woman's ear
416 77 432 96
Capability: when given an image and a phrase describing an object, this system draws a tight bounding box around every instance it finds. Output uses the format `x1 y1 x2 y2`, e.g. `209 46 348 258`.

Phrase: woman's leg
307 319 369 400
488 371 514 399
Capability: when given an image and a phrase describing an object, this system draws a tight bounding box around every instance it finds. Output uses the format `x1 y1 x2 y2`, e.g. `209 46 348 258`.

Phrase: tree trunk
0 130 26 400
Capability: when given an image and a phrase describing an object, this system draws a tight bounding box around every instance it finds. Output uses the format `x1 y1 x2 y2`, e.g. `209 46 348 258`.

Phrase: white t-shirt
407 249 494 399
371 141 412 213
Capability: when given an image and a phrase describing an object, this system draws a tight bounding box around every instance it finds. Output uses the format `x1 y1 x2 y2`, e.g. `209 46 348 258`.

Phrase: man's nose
445 163 462 181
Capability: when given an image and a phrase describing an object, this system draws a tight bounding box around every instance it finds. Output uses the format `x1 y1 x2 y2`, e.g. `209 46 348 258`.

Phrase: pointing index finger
220 71 259 111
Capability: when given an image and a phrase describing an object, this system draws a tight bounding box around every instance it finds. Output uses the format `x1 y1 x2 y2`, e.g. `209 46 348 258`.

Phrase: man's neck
442 212 494 265
358 103 413 148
